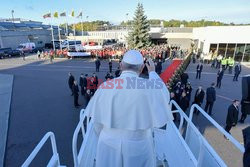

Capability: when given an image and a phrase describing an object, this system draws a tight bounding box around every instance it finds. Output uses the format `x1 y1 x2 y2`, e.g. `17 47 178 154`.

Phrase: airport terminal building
0 18 249 62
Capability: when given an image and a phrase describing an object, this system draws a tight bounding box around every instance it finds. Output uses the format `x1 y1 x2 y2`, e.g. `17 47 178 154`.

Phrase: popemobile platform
21 99 245 167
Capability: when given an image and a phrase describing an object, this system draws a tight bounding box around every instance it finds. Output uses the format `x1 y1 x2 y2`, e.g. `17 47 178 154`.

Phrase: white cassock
85 71 173 167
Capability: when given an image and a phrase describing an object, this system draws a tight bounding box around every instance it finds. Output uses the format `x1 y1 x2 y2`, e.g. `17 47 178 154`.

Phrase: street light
11 10 14 23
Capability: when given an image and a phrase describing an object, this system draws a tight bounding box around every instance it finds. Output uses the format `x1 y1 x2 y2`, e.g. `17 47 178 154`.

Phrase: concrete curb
0 74 14 167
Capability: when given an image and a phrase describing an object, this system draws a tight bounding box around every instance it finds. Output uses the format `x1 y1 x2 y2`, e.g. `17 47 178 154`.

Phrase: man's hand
145 58 155 72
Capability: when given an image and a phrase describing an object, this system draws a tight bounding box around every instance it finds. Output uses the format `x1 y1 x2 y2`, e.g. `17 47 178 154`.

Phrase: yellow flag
54 12 58 18
71 11 75 17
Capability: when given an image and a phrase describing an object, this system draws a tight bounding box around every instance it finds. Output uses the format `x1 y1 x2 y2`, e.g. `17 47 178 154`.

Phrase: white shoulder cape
85 71 173 130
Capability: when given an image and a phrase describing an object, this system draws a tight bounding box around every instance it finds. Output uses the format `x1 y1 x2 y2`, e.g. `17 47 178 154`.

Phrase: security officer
228 57 235 74
221 57 227 70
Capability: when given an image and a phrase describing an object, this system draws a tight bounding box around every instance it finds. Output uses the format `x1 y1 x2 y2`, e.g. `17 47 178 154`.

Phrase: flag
43 13 51 19
54 12 58 18
77 12 83 18
71 11 75 17
60 12 66 17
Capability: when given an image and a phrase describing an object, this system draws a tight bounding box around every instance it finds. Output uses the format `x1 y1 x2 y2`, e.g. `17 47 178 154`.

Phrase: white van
61 40 84 52
17 42 36 53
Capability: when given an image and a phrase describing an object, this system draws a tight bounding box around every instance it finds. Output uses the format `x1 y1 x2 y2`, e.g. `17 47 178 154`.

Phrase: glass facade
226 44 236 58
218 43 227 57
243 44 250 62
209 43 250 62
235 44 245 62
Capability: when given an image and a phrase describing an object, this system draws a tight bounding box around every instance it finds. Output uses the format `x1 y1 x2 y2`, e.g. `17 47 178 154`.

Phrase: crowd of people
68 72 99 108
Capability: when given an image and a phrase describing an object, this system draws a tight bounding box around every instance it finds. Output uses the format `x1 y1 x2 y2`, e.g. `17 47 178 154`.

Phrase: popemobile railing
72 109 92 167
21 132 64 167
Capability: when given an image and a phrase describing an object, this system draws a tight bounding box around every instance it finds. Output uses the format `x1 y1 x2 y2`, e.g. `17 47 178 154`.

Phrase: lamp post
11 10 14 23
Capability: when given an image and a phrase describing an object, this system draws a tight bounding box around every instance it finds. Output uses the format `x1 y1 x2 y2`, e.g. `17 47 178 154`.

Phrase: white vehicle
61 40 84 52
16 42 36 53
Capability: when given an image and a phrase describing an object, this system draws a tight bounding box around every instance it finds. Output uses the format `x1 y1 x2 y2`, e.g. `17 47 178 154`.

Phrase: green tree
127 3 151 49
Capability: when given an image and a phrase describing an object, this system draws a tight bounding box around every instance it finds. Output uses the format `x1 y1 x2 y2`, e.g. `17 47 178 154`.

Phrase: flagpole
58 24 62 51
50 14 55 51
81 15 83 36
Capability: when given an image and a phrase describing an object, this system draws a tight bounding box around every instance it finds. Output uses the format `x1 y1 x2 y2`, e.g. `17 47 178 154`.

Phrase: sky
0 0 250 25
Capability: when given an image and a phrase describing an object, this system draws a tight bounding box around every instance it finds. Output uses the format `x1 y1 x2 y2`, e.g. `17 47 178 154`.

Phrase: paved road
0 56 249 167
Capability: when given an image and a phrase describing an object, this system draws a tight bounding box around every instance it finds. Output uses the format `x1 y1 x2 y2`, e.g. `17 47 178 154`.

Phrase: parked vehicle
16 42 36 53
61 40 84 51
0 48 22 59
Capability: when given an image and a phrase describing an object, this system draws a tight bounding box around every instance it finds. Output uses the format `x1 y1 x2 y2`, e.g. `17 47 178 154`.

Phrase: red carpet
160 59 183 83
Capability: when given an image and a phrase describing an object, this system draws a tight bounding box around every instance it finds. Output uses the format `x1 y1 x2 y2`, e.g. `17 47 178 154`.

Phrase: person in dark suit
224 100 240 136
72 80 80 108
216 68 224 88
239 99 250 123
82 74 88 96
85 89 93 108
193 85 205 115
109 59 112 73
79 74 84 96
181 73 189 86
196 63 203 79
115 67 121 78
185 82 192 103
92 73 99 93
95 58 101 72
205 83 216 115
156 60 163 75
179 91 189 112
233 63 241 81
173 82 184 104
68 72 75 96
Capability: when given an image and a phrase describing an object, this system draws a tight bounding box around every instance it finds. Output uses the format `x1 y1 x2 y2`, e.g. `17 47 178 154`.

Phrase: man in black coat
181 73 189 86
92 73 99 93
109 59 112 73
95 58 101 72
156 60 163 75
239 99 250 123
115 67 121 78
72 80 80 108
68 72 75 96
82 74 88 96
79 74 84 95
173 82 184 104
233 63 241 81
216 68 224 88
179 91 189 113
170 92 178 121
205 83 216 115
196 63 203 79
193 85 205 115
225 100 240 135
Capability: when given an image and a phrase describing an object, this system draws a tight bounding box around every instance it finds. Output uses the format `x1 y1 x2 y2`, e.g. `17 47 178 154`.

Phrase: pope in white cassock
85 50 173 167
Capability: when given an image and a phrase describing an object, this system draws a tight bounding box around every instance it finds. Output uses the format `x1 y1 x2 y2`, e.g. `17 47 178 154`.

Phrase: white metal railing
72 109 91 167
189 104 245 153
21 132 63 167
170 100 245 166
